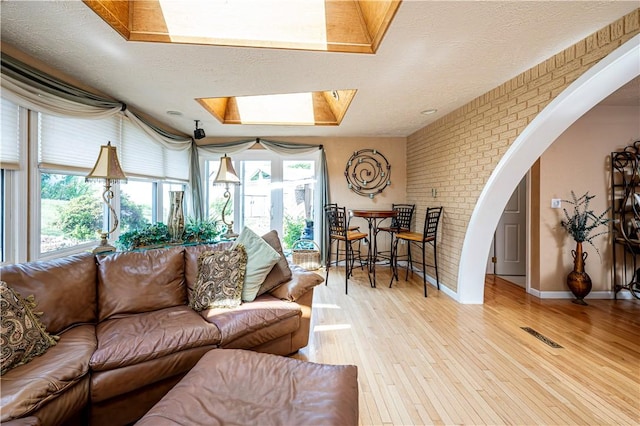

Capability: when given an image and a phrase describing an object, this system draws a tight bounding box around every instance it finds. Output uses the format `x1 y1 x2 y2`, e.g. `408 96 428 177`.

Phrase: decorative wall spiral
344 149 391 198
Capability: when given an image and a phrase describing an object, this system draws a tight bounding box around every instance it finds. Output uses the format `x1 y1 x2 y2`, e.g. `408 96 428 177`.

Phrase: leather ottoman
135 349 359 426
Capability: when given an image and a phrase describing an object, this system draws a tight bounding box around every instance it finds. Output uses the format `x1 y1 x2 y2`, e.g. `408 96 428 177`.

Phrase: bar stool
325 203 360 231
390 206 443 297
376 203 415 263
324 205 368 294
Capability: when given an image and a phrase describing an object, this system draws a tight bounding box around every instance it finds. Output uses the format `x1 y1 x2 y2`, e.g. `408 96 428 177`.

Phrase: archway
458 34 640 304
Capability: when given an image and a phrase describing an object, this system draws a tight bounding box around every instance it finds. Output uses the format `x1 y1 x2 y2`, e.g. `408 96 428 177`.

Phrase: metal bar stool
376 203 415 264
390 206 443 297
324 205 368 294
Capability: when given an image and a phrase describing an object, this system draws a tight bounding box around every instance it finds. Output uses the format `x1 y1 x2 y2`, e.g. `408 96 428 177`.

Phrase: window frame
1 106 28 265
202 149 322 245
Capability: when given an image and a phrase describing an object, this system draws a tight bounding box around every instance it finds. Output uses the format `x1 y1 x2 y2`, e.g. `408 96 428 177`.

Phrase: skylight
197 90 357 126
235 93 316 125
84 0 402 53
158 0 328 49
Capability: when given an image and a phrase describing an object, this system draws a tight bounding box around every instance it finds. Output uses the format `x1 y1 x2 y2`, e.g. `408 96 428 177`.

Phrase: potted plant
560 191 611 305
183 217 221 244
116 223 170 251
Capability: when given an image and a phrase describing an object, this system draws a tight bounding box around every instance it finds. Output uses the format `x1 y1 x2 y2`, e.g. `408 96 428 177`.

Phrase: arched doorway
458 34 640 304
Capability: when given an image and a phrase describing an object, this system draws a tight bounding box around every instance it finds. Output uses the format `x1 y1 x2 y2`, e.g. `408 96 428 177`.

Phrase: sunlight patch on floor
313 323 351 332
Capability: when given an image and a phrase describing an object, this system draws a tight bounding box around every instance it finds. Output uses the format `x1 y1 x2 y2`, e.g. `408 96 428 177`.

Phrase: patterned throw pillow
1 281 58 375
189 245 248 311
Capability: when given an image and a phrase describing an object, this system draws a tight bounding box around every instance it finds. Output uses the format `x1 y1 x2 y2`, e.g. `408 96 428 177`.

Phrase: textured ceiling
1 1 638 139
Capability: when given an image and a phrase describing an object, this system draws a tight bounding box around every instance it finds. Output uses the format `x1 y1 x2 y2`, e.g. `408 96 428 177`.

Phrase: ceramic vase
567 241 592 305
167 190 185 243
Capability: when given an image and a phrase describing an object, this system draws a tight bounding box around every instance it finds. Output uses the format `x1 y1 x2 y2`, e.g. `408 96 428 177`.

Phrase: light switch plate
551 199 562 209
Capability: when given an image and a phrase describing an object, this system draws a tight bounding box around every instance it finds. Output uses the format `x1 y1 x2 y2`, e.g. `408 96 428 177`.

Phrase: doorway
213 149 321 250
490 175 527 288
458 35 638 303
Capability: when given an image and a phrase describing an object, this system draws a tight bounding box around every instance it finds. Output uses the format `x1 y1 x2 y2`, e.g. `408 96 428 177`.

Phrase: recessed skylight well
84 0 402 53
197 90 357 126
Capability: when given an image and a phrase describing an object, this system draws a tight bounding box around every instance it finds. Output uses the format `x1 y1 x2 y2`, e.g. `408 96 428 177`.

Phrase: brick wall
406 9 640 292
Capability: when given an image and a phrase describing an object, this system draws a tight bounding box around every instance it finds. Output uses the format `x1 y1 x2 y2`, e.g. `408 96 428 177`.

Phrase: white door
204 149 321 250
495 177 527 277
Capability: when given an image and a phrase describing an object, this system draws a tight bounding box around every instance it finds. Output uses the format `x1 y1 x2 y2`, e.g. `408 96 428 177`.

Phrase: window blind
121 118 165 179
38 112 121 172
164 148 190 182
121 117 189 182
1 97 21 170
38 112 189 181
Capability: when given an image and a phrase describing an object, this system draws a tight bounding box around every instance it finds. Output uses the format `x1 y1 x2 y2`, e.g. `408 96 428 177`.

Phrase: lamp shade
86 141 128 183
213 155 240 184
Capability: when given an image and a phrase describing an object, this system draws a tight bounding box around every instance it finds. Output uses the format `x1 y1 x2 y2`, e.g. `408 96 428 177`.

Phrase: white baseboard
532 290 636 300
528 288 542 298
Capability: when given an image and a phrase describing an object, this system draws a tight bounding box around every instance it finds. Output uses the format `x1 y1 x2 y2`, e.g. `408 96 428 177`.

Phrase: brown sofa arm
269 264 324 302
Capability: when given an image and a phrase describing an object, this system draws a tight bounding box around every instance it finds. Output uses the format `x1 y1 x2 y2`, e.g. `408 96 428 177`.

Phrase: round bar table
350 209 397 287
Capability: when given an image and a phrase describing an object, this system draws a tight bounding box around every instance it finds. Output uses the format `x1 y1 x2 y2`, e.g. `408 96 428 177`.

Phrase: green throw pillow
0 281 58 375
232 227 282 302
189 246 248 311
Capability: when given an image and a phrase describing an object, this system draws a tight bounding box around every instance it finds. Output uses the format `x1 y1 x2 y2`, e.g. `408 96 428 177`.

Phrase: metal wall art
344 149 391 198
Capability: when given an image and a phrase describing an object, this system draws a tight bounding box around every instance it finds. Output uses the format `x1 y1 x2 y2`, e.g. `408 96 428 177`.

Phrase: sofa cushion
0 325 96 422
184 242 234 297
89 346 214 403
189 246 247 311
135 349 359 426
200 293 301 346
1 281 58 375
269 264 325 302
232 227 281 302
258 230 293 296
96 246 186 322
90 306 221 372
0 253 97 334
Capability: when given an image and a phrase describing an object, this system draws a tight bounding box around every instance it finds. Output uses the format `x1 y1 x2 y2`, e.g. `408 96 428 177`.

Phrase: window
204 149 320 250
120 180 154 232
8 106 193 260
39 172 104 254
1 87 191 261
1 98 27 264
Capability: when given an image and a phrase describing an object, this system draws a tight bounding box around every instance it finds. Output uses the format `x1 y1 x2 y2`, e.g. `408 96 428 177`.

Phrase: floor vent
520 327 563 348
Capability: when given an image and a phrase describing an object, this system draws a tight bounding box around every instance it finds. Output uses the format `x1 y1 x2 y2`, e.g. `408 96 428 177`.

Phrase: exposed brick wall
406 9 640 292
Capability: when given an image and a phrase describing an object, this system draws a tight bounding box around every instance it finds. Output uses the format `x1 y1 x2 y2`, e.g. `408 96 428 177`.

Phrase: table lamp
85 141 127 253
213 154 241 239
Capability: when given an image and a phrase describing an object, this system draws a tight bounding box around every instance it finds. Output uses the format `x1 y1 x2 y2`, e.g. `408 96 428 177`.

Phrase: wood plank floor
293 267 640 425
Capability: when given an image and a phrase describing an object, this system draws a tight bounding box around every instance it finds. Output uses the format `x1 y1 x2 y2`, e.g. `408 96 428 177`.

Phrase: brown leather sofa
0 242 323 426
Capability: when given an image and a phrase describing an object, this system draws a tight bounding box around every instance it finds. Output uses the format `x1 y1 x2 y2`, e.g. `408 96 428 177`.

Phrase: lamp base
220 188 238 240
222 220 238 240
93 233 116 254
222 231 239 240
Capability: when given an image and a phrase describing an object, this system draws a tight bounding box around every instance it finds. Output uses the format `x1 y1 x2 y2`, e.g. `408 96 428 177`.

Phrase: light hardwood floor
293 267 640 425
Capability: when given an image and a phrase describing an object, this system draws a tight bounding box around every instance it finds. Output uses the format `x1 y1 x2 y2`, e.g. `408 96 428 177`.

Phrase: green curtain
1 53 123 108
